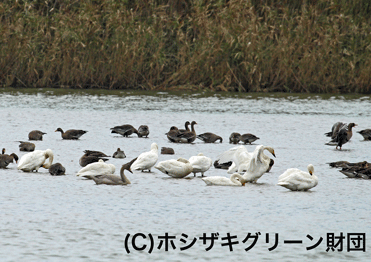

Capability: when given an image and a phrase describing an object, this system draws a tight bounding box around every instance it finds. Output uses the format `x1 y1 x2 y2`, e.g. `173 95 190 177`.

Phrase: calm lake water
0 88 370 261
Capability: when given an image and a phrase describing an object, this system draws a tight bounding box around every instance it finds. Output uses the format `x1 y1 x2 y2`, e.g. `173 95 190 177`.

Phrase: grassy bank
1 0 371 93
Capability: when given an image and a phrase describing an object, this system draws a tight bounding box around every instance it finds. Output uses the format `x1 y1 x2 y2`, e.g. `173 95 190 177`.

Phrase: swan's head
264 146 276 158
151 143 158 151
55 128 63 133
191 121 197 126
122 157 138 174
197 153 204 156
177 157 190 164
2 148 5 154
42 149 54 168
307 164 314 175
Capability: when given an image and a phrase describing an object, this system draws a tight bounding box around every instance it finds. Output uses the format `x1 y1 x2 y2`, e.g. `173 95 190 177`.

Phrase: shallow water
0 88 370 261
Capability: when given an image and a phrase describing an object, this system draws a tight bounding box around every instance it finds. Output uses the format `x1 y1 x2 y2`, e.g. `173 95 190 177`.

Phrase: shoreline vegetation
1 1 371 93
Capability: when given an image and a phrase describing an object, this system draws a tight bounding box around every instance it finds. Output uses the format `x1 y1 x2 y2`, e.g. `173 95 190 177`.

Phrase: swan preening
131 143 158 172
77 159 115 179
188 153 213 177
278 164 318 191
202 173 246 186
17 149 54 172
155 157 193 178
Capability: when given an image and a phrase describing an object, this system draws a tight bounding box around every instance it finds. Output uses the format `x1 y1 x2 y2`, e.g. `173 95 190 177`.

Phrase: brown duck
49 163 66 176
138 125 149 138
176 121 197 143
229 132 241 144
55 128 87 140
19 141 35 152
79 150 110 167
239 133 260 145
0 148 18 168
28 130 47 141
197 132 223 143
326 123 357 150
357 129 371 140
110 124 139 137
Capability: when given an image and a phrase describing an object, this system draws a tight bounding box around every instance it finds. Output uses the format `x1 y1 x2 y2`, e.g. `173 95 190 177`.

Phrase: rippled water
0 88 370 261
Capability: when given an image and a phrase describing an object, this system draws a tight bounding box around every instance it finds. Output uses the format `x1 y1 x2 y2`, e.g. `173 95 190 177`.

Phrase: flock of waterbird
1 121 370 191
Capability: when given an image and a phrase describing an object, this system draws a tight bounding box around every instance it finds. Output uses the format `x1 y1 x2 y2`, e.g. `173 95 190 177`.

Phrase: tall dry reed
0 0 370 92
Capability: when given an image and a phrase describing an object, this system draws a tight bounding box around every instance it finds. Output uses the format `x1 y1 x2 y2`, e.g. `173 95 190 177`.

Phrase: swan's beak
242 182 246 186
309 171 313 175
128 168 133 174
272 151 276 158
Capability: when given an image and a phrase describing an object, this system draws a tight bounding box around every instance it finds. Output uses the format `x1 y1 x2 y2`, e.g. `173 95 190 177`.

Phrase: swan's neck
43 153 54 169
231 173 244 186
185 123 190 131
120 166 131 184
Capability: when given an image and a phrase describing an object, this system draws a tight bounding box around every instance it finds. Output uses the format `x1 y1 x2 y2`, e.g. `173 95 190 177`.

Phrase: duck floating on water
196 132 223 143
110 124 139 137
28 130 47 141
55 128 87 140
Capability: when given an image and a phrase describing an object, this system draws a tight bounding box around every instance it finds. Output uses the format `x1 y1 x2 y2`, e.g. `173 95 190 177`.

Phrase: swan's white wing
202 176 241 186
77 162 115 177
241 146 267 182
227 151 253 174
18 150 46 171
278 168 302 181
189 156 212 172
155 159 192 178
217 146 247 164
278 170 318 190
131 151 158 171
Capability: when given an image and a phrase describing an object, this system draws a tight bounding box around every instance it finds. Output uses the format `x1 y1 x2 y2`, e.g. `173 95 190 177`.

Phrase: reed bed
1 0 371 92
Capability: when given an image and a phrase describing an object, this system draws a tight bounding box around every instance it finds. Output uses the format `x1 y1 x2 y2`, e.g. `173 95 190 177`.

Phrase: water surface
0 89 370 261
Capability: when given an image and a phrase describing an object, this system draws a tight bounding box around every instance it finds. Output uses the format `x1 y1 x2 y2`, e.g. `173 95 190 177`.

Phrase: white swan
215 146 252 174
17 149 54 172
241 145 276 183
278 164 318 191
188 153 213 177
202 173 246 186
77 159 115 179
131 143 158 172
155 158 193 178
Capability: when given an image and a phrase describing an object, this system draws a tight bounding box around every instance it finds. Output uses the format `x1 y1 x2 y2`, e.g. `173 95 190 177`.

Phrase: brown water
0 88 370 261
